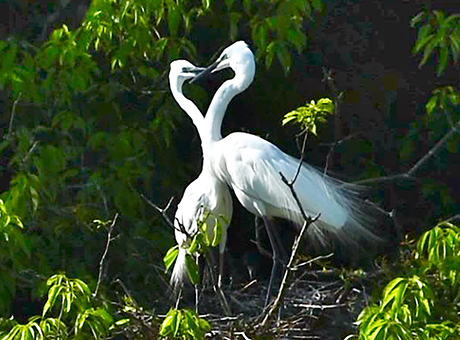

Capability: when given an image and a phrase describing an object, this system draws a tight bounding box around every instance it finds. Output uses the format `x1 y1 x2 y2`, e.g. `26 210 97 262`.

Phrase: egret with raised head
192 41 380 305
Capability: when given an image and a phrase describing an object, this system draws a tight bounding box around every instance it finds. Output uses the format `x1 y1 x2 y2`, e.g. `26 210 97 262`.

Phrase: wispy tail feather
170 247 188 291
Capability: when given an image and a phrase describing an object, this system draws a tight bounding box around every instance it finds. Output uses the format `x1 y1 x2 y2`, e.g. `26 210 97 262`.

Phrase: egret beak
183 66 206 75
190 60 219 83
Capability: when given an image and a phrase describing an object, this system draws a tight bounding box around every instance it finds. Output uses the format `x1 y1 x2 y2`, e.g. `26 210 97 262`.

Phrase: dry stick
446 214 460 222
6 92 21 140
259 176 319 327
94 213 119 298
323 68 342 174
141 194 176 231
354 119 460 186
323 133 361 176
259 132 319 327
204 252 232 316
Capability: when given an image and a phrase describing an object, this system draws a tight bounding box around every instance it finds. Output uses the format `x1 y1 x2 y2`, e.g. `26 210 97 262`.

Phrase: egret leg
204 252 231 316
218 228 228 289
218 251 224 289
261 215 283 307
255 216 288 265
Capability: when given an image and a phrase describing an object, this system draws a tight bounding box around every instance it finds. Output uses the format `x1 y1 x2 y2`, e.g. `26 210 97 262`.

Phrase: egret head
169 60 205 87
191 41 255 87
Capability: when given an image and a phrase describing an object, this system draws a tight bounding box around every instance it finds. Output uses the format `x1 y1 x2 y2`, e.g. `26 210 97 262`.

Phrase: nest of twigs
115 262 383 340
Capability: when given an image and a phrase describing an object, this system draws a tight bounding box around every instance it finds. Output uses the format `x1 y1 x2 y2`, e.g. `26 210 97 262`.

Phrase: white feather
168 61 233 290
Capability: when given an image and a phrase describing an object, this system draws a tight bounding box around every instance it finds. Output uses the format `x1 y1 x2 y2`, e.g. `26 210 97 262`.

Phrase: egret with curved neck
168 60 233 291
194 41 379 305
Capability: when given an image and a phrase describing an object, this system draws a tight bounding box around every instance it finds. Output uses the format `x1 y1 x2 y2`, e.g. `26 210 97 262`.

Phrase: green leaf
286 28 307 52
185 254 200 285
419 39 437 67
189 234 199 254
211 218 223 247
202 0 211 11
163 245 179 271
311 0 322 11
425 96 438 115
159 310 178 336
43 285 63 317
229 12 242 41
167 1 181 37
225 0 235 10
381 277 408 312
413 25 434 53
410 11 425 27
437 46 449 76
276 41 292 75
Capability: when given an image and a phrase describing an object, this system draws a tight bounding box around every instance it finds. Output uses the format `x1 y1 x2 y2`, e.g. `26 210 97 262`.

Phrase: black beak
190 60 219 84
183 66 206 74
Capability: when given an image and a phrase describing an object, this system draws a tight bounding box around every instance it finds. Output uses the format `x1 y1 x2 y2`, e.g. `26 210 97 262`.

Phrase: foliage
399 84 459 218
164 211 227 285
159 308 211 340
282 97 334 135
0 0 325 318
411 10 460 77
0 273 121 340
356 222 460 340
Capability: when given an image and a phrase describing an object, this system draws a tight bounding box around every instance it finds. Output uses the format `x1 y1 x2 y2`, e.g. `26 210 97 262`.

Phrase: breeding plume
193 41 379 304
168 60 233 290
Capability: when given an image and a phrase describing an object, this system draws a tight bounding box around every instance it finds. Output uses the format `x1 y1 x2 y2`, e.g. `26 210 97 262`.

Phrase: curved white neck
203 73 251 144
170 78 205 138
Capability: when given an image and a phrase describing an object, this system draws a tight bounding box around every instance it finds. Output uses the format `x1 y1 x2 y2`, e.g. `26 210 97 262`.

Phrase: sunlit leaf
163 245 179 271
185 254 200 285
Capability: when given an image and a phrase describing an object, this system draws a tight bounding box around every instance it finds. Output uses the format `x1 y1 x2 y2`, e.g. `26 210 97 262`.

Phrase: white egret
192 41 380 304
168 60 233 290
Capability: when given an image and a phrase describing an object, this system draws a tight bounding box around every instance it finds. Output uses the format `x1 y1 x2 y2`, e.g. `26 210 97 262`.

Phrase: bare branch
292 129 309 185
204 252 232 316
259 171 320 327
259 212 319 327
22 140 39 164
141 194 175 229
94 213 119 298
323 133 361 176
354 119 460 185
407 120 460 176
445 214 460 223
6 93 21 140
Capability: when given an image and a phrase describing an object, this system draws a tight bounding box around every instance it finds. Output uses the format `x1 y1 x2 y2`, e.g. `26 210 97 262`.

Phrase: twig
141 194 175 229
322 68 343 172
353 119 460 185
94 213 119 298
259 170 320 327
234 331 252 340
6 92 21 140
292 253 334 271
446 214 460 222
323 133 360 176
114 278 138 307
292 303 346 309
292 129 309 184
407 119 460 176
96 182 109 217
204 252 232 316
259 214 319 327
22 140 39 164
258 129 322 326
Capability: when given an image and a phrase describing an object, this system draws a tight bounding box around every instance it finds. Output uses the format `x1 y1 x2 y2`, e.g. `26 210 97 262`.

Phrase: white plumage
192 41 379 303
168 60 233 290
